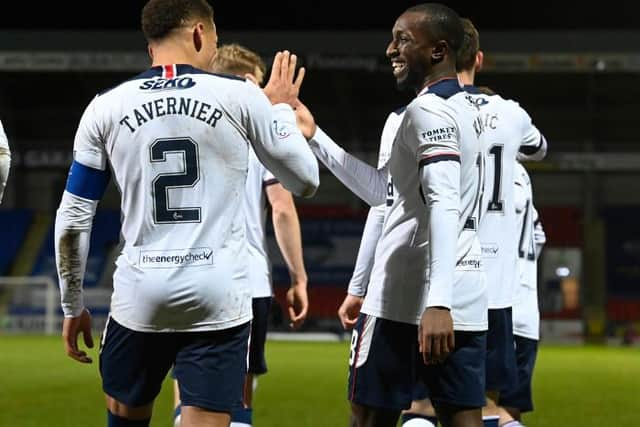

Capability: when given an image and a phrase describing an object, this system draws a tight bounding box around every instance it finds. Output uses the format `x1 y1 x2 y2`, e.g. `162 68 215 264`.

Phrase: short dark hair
141 0 214 42
457 18 480 72
405 3 464 54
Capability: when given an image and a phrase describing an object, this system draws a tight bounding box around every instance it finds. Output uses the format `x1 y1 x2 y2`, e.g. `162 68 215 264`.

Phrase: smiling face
386 11 434 92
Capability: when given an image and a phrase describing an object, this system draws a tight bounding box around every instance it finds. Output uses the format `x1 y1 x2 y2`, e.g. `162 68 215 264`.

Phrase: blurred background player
53 0 318 426
0 119 10 204
455 17 547 427
497 161 546 427
172 43 310 427
296 4 487 426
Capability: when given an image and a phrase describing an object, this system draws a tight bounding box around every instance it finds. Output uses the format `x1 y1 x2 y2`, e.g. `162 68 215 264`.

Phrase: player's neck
458 70 474 86
417 69 458 94
149 42 196 68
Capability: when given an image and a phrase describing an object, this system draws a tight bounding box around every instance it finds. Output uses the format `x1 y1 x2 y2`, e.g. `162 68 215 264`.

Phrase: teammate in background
497 161 546 427
456 18 547 427
172 43 310 427
0 119 10 204
297 4 488 426
54 1 318 426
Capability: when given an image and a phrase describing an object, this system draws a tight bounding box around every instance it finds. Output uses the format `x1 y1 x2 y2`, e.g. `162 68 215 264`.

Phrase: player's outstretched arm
294 102 388 206
0 120 11 204
266 183 309 329
246 51 319 198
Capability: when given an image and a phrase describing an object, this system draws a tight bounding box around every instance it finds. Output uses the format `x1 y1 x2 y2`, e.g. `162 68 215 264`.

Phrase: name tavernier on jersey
118 77 224 133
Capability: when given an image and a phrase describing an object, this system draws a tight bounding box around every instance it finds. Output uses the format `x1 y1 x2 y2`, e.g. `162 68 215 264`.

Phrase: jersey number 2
150 137 201 224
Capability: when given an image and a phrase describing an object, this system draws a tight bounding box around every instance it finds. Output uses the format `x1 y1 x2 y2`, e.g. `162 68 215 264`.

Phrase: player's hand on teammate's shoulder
293 99 317 140
418 306 454 365
61 307 94 364
338 294 364 330
263 51 306 107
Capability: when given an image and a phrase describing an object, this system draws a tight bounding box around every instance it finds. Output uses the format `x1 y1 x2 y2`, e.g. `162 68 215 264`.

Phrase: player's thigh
421 331 487 411
174 321 251 413
99 315 178 408
248 296 272 375
486 308 518 392
348 313 418 411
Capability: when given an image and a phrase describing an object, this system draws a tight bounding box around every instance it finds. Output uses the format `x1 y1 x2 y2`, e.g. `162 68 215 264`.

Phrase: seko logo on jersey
139 77 196 91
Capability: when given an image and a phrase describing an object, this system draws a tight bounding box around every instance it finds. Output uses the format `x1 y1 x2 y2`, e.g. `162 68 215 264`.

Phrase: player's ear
193 23 204 53
147 45 154 61
244 73 259 86
475 50 484 72
431 40 447 64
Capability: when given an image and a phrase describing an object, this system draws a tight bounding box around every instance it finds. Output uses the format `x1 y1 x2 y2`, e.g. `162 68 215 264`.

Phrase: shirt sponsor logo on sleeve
139 247 214 269
421 127 456 142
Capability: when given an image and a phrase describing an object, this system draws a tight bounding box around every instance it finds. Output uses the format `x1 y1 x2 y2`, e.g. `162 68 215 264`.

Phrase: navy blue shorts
499 335 538 412
486 308 518 392
248 297 272 375
348 314 417 410
412 380 430 401
419 331 487 409
99 316 250 412
347 314 487 411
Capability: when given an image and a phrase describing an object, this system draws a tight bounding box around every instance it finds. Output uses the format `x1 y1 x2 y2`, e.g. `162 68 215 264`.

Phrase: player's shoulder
97 64 248 97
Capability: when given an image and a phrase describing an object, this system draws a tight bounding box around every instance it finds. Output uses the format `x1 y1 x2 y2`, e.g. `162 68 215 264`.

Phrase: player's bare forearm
268 185 308 286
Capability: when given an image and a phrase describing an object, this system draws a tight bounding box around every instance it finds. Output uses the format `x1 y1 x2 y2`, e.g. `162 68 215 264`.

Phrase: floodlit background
0 2 639 426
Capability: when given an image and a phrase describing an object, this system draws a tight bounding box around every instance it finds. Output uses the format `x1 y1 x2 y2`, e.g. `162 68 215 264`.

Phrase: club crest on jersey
272 120 290 139
139 77 196 91
465 95 489 109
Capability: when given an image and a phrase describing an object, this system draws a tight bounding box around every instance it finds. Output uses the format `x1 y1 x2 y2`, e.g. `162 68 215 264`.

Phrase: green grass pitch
0 336 638 426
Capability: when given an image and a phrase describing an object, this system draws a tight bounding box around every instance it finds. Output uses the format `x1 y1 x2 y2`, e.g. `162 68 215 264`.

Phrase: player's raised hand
418 306 454 365
62 307 94 363
287 283 309 330
338 294 364 330
293 99 317 140
263 51 306 107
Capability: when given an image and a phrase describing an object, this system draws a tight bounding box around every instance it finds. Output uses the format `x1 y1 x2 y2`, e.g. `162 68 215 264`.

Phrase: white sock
403 418 436 427
173 414 181 427
230 423 252 427
501 421 524 427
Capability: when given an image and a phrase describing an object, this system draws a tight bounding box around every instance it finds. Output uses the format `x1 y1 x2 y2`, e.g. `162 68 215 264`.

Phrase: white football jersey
244 149 277 298
362 79 487 330
513 161 545 339
67 64 316 332
464 87 546 309
347 107 404 297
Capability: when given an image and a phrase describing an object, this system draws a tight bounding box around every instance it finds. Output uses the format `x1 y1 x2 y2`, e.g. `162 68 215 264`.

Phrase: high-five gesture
263 51 306 107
